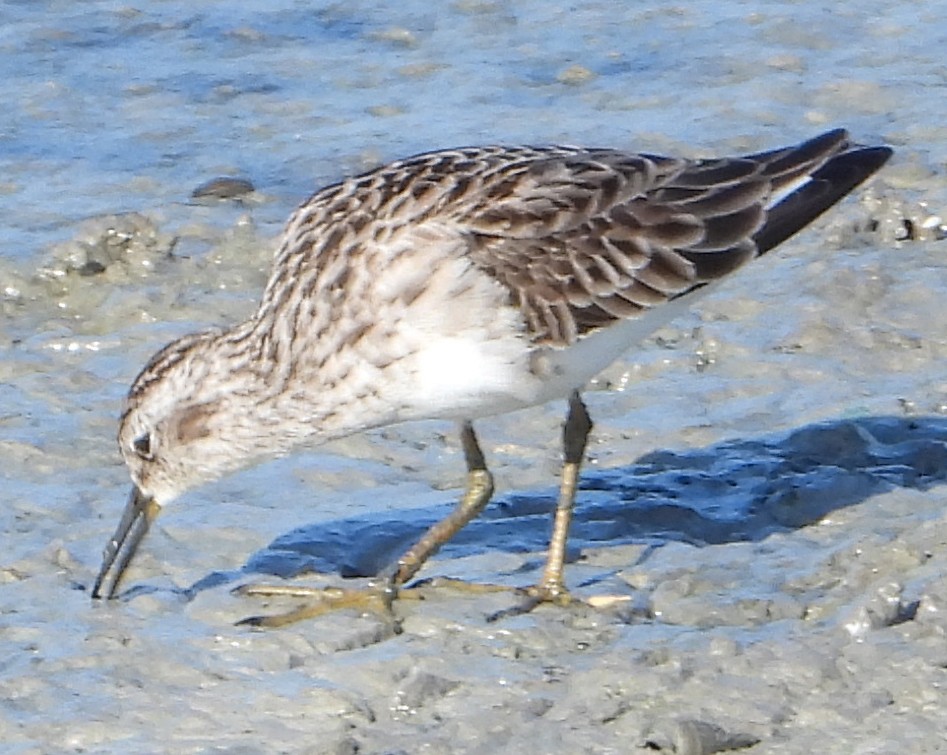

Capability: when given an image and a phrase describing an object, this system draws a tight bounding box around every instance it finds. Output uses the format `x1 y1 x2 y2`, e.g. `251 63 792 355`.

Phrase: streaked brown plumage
93 129 892 619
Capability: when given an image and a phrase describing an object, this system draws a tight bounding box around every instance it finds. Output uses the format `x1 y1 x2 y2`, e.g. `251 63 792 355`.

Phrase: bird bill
91 486 160 599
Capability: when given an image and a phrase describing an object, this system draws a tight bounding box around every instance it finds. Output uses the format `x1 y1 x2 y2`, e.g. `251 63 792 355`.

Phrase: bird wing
458 129 886 346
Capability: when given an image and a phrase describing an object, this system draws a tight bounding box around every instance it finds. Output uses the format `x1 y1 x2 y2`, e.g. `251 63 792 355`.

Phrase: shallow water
2 1 947 753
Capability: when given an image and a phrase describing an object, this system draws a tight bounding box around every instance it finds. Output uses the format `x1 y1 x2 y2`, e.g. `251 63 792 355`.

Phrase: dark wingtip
754 142 893 254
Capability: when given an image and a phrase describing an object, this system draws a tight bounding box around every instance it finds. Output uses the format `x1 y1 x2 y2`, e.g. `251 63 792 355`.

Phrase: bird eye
132 433 153 460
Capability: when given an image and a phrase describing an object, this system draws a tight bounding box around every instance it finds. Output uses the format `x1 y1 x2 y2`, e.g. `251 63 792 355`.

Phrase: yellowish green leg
537 390 592 598
390 421 494 587
489 390 592 620
238 395 597 627
235 421 496 626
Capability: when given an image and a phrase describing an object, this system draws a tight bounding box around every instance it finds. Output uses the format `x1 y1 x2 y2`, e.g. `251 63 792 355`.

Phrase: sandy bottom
1 180 946 754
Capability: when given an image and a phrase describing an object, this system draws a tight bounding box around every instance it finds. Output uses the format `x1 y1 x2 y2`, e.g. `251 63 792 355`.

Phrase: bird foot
413 578 589 622
232 578 630 628
232 582 397 627
485 582 574 622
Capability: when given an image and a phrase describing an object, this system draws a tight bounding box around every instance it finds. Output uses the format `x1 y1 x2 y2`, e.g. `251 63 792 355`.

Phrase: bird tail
751 129 893 254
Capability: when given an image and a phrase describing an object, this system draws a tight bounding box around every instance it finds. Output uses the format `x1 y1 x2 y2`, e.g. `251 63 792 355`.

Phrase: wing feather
463 129 890 345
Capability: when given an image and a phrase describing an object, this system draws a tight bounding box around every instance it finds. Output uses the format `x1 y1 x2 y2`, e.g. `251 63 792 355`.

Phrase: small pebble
191 177 256 200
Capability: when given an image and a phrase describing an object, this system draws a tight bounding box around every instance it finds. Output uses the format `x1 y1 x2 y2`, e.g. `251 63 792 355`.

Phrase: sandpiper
92 129 891 620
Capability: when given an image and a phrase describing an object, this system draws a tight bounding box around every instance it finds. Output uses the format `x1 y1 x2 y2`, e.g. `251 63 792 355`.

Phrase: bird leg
234 421 497 626
538 390 592 598
488 390 592 620
237 396 596 627
390 421 494 587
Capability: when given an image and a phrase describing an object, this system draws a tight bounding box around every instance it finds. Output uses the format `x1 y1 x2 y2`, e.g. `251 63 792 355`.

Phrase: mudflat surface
1 2 946 753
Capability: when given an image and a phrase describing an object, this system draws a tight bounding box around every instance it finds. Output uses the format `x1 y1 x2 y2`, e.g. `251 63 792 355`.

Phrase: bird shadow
187 414 947 595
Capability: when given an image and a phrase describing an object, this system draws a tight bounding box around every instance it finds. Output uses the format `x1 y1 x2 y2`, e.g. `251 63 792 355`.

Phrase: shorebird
92 129 891 622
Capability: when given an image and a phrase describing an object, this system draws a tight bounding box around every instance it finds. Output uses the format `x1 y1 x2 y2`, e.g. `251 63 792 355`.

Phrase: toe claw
234 614 267 628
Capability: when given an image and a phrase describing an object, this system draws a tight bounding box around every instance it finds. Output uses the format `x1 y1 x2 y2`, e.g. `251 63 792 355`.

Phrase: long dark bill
91 485 161 599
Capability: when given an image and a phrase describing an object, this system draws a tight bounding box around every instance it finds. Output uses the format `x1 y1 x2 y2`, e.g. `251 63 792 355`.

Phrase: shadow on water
187 414 947 595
